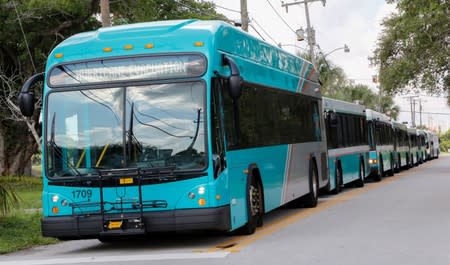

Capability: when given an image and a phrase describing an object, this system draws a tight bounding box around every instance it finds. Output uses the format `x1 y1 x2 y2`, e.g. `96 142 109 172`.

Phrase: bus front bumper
41 205 231 239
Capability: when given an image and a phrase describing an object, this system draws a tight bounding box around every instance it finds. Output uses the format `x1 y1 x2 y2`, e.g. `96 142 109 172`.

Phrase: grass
0 176 58 254
0 212 58 254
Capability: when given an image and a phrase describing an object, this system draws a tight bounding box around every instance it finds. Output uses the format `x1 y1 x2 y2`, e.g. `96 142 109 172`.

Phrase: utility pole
282 0 326 68
100 0 111 27
240 0 249 32
418 98 427 127
404 95 418 127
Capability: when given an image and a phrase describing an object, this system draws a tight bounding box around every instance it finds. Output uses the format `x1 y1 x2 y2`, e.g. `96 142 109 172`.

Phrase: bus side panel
226 145 288 230
340 152 361 184
327 156 337 191
226 142 317 230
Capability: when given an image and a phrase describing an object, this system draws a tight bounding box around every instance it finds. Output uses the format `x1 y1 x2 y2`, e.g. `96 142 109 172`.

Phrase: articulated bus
407 128 420 167
323 98 368 193
366 109 395 181
18 20 326 240
393 122 409 171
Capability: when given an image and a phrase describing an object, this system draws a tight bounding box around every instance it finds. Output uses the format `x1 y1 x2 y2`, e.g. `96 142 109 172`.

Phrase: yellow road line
202 171 409 253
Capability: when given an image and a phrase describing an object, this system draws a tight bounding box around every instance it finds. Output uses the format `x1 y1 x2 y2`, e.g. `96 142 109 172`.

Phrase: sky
210 0 450 132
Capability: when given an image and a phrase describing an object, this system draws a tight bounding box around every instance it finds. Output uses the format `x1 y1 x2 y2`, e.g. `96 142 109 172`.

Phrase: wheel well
311 156 318 176
360 156 365 173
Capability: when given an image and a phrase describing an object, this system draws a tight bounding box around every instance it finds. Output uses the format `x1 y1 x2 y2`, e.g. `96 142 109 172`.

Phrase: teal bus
19 20 327 240
393 122 409 171
407 128 420 167
323 98 368 193
417 130 427 163
366 109 395 181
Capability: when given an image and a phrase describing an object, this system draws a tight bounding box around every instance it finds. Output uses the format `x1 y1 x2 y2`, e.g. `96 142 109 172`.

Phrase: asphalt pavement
1 154 449 265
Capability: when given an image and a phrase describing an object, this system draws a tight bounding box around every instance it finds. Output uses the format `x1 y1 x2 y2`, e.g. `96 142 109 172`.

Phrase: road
1 155 449 265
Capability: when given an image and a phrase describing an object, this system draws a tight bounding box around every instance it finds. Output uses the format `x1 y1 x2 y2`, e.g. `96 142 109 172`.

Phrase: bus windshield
45 81 206 178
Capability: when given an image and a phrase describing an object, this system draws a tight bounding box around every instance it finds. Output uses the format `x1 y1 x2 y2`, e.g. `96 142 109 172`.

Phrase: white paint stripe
328 145 370 157
281 144 292 204
0 252 229 265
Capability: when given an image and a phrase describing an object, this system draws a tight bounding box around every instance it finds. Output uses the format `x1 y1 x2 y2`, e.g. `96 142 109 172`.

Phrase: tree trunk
0 120 37 176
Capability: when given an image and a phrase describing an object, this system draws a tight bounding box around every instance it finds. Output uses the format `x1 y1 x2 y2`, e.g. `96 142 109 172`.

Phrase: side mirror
222 56 242 99
18 93 35 117
18 73 44 117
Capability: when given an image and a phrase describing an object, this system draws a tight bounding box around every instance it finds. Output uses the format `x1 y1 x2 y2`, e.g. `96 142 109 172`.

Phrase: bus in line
393 122 409 171
430 132 440 159
366 109 395 181
407 128 420 167
19 19 327 240
323 98 369 193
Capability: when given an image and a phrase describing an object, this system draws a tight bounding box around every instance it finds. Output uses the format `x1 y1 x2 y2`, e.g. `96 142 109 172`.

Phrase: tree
310 51 401 120
0 180 19 216
0 0 226 176
372 0 449 96
439 129 450 153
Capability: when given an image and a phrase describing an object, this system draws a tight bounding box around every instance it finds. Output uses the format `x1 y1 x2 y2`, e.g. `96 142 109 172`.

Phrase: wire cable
248 24 266 41
214 4 240 14
13 1 36 73
251 18 279 45
264 0 297 34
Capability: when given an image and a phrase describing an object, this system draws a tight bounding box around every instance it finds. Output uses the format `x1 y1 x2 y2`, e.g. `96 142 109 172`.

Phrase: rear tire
302 162 319 208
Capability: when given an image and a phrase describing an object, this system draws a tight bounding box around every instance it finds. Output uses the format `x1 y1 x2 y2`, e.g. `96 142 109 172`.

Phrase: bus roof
48 19 317 86
365 109 392 123
322 97 366 116
393 121 408 131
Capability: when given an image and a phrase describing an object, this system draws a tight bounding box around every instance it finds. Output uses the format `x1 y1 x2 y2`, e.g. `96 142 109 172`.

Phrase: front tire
331 165 342 194
238 176 263 235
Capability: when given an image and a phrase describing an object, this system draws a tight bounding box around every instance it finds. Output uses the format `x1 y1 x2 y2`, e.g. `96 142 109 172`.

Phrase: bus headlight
52 195 59 203
369 159 378 164
198 186 206 195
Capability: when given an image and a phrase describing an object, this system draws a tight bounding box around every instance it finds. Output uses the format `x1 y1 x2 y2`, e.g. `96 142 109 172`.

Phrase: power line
248 24 266 41
398 110 450 116
13 1 36 73
175 0 233 23
214 3 240 14
251 18 278 45
264 0 297 34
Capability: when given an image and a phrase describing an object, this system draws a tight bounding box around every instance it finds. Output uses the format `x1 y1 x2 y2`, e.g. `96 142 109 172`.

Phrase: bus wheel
355 162 365 187
374 157 383 182
303 162 319 208
331 165 341 194
238 176 263 235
